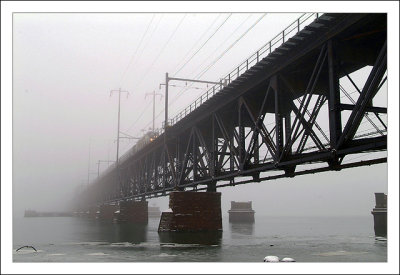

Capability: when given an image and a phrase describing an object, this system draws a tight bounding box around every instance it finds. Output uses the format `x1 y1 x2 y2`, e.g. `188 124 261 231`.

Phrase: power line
197 13 267 80
119 14 175 144
131 14 164 74
119 14 156 86
187 14 253 78
170 14 222 76
129 14 232 135
169 13 267 109
144 14 261 128
118 15 165 133
135 14 188 89
173 13 232 77
119 100 153 153
124 100 152 133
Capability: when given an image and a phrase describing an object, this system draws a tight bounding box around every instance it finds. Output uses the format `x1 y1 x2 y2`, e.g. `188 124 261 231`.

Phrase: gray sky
12 12 388 217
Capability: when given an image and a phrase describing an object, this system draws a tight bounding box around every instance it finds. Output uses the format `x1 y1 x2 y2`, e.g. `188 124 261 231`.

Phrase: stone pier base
158 191 222 232
117 200 148 224
99 204 118 221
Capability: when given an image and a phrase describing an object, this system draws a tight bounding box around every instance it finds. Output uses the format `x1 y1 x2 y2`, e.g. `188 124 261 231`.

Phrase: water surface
13 215 386 262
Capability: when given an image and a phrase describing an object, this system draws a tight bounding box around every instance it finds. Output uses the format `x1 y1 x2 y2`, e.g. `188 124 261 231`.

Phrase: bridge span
77 13 387 228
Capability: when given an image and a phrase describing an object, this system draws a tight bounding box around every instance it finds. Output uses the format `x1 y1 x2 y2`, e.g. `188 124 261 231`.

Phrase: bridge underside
80 13 387 207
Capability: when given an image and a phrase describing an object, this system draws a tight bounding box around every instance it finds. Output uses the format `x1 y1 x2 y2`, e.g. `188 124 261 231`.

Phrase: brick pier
117 200 148 224
158 191 222 232
98 204 118 221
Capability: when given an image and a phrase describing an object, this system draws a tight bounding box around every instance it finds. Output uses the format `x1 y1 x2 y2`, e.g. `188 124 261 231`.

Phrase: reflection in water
158 231 222 246
90 221 148 244
229 222 255 236
116 223 148 244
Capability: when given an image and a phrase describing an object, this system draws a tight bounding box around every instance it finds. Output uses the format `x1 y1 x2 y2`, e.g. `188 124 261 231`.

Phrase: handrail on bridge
162 13 321 130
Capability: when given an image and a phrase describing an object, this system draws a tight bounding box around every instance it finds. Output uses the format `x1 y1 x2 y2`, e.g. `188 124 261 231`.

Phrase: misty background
13 12 388 219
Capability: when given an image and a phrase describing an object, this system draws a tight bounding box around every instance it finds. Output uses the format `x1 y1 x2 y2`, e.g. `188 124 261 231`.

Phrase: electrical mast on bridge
160 73 227 129
145 91 163 133
110 88 130 166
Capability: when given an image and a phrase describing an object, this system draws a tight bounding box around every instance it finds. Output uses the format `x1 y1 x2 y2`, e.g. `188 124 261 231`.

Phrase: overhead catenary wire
131 14 164 73
187 14 253 78
124 100 153 134
118 15 165 141
168 13 267 110
170 14 223 76
173 13 232 77
119 100 153 153
196 13 267 80
144 13 267 130
119 14 156 86
134 14 188 89
125 14 229 139
119 14 176 146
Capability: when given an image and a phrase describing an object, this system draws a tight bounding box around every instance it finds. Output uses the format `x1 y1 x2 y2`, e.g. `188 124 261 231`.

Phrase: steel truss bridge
80 13 387 207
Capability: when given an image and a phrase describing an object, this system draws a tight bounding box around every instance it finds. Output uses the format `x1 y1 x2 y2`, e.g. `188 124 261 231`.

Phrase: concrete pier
116 200 148 224
158 191 222 232
228 201 255 223
371 193 387 236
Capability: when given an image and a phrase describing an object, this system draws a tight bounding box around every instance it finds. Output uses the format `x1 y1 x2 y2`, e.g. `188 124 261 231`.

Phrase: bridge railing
164 13 320 130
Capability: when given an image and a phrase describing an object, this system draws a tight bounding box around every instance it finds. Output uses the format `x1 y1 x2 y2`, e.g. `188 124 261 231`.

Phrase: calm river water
13 215 386 262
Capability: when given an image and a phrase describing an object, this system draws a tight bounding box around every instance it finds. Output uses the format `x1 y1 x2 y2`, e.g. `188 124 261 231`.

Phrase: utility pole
165 73 169 130
110 88 129 166
145 90 163 132
87 138 92 185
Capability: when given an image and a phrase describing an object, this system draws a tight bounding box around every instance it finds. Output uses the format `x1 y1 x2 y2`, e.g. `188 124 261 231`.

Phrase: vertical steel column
284 112 292 154
327 40 342 150
153 152 158 191
192 127 198 182
175 136 180 187
254 131 259 165
162 147 166 192
165 73 169 130
212 114 217 176
272 76 284 158
208 116 217 192
230 122 235 172
238 100 246 169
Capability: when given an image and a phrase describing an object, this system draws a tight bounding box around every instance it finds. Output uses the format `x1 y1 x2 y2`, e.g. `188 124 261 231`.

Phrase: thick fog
13 12 388 218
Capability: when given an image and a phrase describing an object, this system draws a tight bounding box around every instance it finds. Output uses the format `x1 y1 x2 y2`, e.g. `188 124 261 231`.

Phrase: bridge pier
158 191 222 232
85 206 98 219
228 201 255 223
98 204 118 221
116 200 148 224
371 193 387 237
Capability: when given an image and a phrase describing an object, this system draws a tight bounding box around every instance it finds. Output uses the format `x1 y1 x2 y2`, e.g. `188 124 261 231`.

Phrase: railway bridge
77 13 387 231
